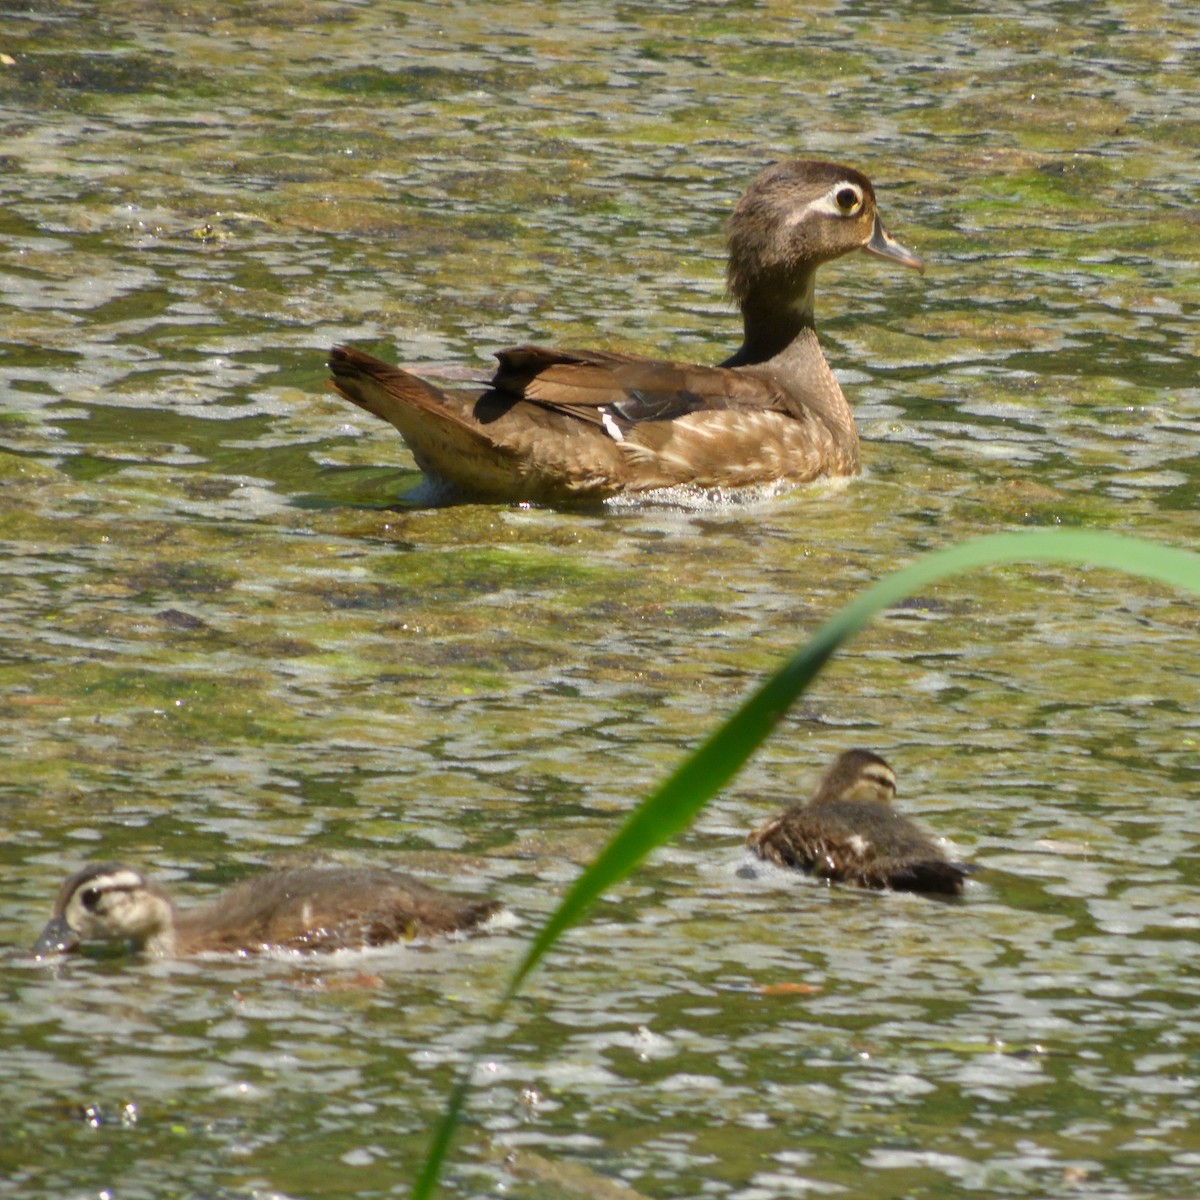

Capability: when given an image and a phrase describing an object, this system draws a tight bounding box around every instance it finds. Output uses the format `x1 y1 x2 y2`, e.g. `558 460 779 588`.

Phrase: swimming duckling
747 749 969 896
32 862 503 958
326 158 923 503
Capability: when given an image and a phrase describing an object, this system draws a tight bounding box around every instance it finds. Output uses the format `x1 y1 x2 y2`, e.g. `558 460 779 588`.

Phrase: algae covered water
2 3 1198 1197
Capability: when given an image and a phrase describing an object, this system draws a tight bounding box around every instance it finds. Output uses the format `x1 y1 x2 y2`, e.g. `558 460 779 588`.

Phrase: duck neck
134 892 177 957
722 271 816 367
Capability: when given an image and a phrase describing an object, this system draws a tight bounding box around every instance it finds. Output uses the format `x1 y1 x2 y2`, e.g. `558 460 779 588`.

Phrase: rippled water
2 3 1198 1198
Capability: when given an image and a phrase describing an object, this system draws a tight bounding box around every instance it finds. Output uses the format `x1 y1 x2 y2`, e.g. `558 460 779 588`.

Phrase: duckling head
812 748 898 806
33 863 176 957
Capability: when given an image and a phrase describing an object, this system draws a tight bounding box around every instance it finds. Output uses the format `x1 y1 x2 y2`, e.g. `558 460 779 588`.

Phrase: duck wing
490 344 790 431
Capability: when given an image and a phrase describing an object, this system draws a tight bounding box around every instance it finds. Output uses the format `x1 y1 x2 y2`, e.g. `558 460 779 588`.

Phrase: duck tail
890 860 971 897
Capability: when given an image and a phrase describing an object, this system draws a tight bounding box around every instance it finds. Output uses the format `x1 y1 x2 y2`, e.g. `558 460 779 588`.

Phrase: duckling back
750 798 967 896
172 867 502 955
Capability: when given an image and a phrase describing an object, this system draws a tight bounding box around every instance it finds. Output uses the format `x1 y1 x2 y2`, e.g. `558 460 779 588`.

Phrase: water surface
2 3 1198 1198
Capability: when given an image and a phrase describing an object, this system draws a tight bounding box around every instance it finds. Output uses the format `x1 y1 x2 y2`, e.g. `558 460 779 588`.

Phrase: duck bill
864 214 925 274
33 915 79 957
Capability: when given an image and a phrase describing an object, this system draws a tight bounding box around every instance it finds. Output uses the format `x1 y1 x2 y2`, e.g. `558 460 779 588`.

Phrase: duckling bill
747 749 970 896
33 862 503 958
326 158 923 503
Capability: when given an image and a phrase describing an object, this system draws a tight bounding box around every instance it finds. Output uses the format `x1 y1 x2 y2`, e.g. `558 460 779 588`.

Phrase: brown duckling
326 158 923 503
32 862 503 958
747 749 969 896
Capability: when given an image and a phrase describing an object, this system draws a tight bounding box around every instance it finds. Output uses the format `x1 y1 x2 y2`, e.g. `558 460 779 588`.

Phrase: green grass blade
411 1074 473 1200
410 529 1200 1199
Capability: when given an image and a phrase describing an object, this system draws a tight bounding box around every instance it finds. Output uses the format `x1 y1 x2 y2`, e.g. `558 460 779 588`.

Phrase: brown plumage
325 159 924 503
32 862 503 958
747 750 970 896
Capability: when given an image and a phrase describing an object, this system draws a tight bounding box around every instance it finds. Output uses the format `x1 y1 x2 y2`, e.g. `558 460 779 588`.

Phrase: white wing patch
600 409 625 442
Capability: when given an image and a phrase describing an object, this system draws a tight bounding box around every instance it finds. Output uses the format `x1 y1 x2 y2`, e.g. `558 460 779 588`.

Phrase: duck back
749 799 967 896
174 867 502 955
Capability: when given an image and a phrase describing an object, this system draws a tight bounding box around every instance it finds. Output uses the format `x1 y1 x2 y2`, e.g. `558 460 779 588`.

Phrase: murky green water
2 2 1198 1198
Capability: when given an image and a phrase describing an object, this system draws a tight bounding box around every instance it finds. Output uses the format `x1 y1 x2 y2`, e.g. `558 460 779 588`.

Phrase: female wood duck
32 862 503 958
327 158 924 503
747 749 970 896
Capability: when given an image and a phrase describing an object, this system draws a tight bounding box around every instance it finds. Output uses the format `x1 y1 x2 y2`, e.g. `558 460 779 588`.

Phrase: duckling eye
80 887 102 912
835 186 861 212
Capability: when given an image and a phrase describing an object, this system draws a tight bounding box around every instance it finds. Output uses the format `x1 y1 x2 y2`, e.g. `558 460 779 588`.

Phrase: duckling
326 158 923 503
747 749 969 896
32 862 503 958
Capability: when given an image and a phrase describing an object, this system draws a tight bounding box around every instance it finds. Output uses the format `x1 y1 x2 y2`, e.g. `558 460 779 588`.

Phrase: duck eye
81 887 102 912
835 186 860 212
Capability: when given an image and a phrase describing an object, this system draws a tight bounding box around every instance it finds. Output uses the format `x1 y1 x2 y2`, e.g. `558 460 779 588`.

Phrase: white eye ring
783 181 867 229
831 182 863 214
795 182 864 222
